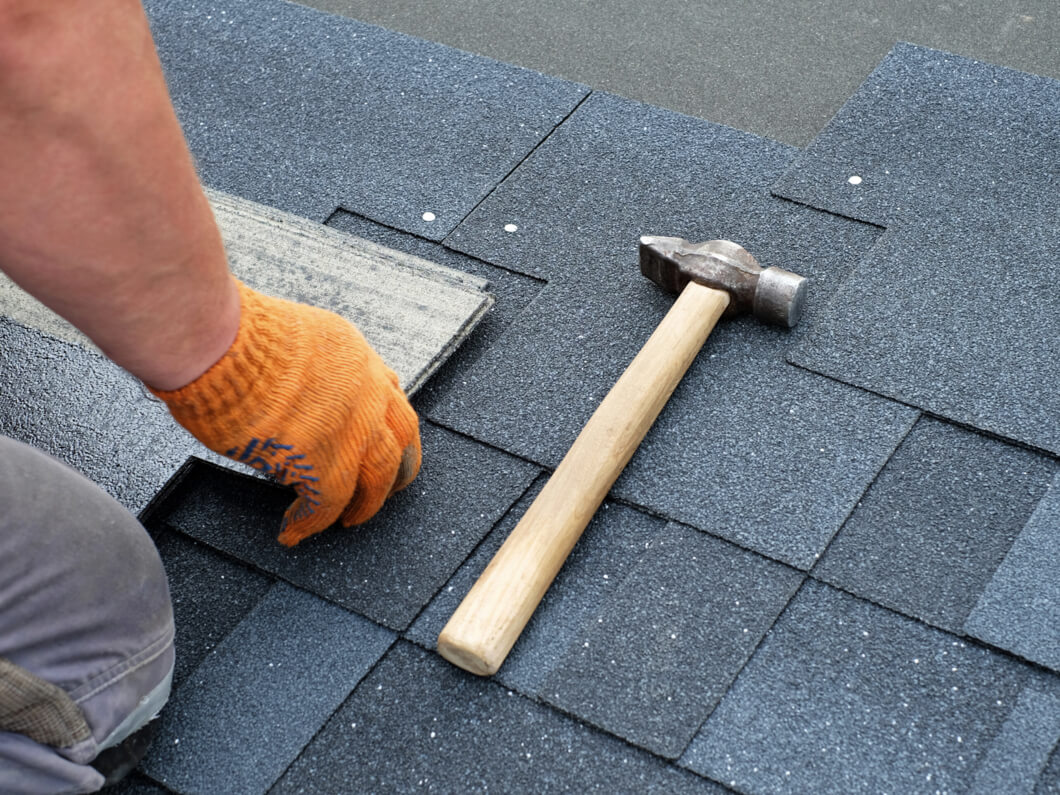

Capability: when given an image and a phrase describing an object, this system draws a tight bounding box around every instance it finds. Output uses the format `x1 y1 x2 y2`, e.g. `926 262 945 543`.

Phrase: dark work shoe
92 719 158 788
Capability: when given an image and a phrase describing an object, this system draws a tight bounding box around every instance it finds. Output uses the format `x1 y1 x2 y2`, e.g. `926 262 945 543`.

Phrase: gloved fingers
276 470 352 547
389 442 421 497
340 428 403 527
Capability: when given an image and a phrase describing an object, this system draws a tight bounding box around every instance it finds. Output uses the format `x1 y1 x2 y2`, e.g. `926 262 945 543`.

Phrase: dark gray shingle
682 580 1045 795
815 417 1057 632
272 641 726 794
142 582 395 793
144 0 588 235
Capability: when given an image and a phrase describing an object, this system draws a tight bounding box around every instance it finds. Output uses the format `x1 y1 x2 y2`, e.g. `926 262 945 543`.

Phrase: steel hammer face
639 236 807 328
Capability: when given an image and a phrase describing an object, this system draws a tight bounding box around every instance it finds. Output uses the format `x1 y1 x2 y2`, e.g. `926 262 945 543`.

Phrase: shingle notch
965 473 1060 673
682 581 1055 794
271 641 726 794
815 417 1057 633
141 582 395 794
143 0 589 236
438 91 915 568
774 43 1060 453
161 423 539 631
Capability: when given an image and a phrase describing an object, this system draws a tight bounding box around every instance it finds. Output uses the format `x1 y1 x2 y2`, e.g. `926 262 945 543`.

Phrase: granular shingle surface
142 582 394 793
143 0 588 234
965 474 1060 672
682 580 1054 794
272 641 726 794
0 319 203 513
161 423 539 630
542 524 803 758
814 417 1058 632
406 481 667 695
147 530 272 687
436 91 915 567
774 43 1060 453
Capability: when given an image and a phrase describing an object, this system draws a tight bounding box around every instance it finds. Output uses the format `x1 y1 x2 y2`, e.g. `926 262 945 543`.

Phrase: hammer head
639 236 807 328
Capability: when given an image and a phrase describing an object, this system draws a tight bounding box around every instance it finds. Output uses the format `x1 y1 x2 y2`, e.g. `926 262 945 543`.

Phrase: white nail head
422 212 436 222
504 223 519 233
848 175 863 185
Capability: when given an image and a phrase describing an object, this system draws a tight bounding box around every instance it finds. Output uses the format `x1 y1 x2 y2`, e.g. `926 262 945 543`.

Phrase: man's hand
152 281 421 545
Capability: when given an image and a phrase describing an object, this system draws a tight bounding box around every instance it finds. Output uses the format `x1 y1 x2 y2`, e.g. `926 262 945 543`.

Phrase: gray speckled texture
775 44 1060 454
0 319 203 513
162 423 539 630
542 524 803 759
965 474 1060 672
969 675 1060 795
143 0 588 236
815 417 1057 632
406 479 667 695
272 641 726 794
142 582 395 794
682 580 1039 795
436 91 915 568
1039 749 1060 794
324 209 547 416
149 530 273 688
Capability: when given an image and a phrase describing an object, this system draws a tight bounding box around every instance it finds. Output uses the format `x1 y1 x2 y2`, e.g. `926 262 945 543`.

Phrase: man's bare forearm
0 0 239 390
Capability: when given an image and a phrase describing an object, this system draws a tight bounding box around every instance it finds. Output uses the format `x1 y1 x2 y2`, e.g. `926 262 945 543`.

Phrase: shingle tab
149 530 272 687
968 676 1060 795
406 480 667 695
542 524 803 758
682 581 1036 794
142 582 395 794
272 641 725 794
774 43 1060 453
161 424 539 630
324 210 547 416
438 91 915 567
965 474 1060 672
0 319 202 513
815 417 1057 632
144 0 588 236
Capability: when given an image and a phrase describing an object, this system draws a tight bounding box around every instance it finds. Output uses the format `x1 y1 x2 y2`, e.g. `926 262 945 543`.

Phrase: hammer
437 237 807 676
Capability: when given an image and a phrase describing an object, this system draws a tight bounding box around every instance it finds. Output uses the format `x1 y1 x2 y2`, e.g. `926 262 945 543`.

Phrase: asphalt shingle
682 580 1054 795
774 43 1060 454
814 416 1057 633
0 319 203 513
965 473 1060 672
147 530 273 688
324 209 547 416
272 641 726 794
406 480 668 695
142 582 395 793
541 524 803 758
161 423 539 630
143 0 588 235
437 91 916 568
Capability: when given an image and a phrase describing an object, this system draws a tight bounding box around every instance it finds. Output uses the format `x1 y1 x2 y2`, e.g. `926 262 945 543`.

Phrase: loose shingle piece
271 641 725 794
142 582 395 794
965 474 1060 673
683 581 1058 795
815 417 1057 633
161 423 539 631
438 91 915 568
143 0 588 235
775 43 1060 453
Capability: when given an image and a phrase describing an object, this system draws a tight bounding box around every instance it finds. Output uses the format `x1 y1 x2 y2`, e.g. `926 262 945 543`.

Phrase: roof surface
1 0 1058 792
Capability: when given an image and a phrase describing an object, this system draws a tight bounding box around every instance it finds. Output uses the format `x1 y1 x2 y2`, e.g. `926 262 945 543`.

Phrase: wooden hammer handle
437 281 731 676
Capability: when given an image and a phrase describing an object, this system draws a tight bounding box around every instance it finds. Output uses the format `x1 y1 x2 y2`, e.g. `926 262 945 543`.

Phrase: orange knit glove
151 280 421 546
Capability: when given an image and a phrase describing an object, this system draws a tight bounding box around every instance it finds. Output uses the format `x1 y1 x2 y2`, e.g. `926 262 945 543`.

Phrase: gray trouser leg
0 436 175 794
